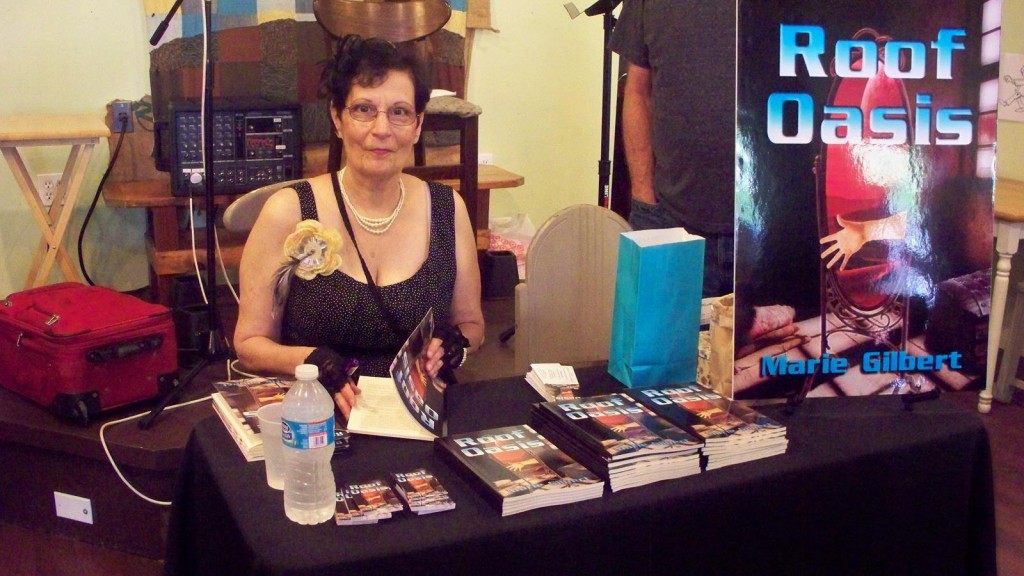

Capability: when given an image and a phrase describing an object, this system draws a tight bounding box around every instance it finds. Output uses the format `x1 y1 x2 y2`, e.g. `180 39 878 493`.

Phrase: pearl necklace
338 167 405 235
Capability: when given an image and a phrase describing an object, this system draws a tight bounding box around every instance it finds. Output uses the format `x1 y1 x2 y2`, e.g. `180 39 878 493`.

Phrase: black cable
77 115 128 286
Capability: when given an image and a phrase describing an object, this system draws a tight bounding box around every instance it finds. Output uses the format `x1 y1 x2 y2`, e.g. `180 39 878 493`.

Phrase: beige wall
0 2 152 294
999 0 1024 182
0 1 607 296
467 2 609 230
0 1 1021 298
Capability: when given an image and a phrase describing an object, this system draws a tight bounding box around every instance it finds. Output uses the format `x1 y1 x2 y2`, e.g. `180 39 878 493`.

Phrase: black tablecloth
165 366 996 576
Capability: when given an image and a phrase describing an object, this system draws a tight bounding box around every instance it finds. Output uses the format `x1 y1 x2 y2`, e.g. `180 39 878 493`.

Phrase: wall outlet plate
112 100 134 133
54 491 93 524
479 152 494 165
36 173 62 207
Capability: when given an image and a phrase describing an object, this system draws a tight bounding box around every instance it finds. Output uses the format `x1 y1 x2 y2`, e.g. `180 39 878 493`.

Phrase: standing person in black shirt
609 0 735 297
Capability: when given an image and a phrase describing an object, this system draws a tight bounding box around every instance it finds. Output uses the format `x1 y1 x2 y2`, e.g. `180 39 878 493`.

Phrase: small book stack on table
210 377 290 462
630 385 788 470
531 393 702 492
390 468 456 515
335 480 404 526
524 363 580 401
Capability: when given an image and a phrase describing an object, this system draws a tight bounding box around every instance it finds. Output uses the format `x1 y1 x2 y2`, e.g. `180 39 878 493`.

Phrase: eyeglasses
344 103 418 126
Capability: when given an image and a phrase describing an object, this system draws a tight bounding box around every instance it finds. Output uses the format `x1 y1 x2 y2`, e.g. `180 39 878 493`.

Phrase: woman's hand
305 347 361 419
333 384 361 420
422 337 445 379
422 326 468 389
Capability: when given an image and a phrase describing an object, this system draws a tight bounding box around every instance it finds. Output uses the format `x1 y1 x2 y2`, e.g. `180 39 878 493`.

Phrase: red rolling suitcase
0 282 179 424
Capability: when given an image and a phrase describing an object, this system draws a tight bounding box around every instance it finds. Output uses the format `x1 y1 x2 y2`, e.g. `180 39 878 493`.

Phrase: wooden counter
103 165 524 304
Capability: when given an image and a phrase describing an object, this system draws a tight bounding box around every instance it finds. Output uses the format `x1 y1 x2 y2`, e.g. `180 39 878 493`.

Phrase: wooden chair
513 204 631 374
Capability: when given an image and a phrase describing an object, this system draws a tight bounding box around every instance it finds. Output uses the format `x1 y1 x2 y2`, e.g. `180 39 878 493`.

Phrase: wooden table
0 115 110 288
979 177 1024 413
103 164 525 304
0 358 226 559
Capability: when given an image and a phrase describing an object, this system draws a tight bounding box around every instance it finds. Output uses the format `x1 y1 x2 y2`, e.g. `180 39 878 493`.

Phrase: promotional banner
734 0 997 400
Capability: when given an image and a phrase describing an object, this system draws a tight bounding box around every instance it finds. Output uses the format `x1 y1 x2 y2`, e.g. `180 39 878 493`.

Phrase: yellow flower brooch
272 220 343 310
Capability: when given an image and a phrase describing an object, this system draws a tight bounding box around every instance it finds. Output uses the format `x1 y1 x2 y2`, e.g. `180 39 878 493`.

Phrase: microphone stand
582 0 622 208
147 0 186 47
140 0 228 429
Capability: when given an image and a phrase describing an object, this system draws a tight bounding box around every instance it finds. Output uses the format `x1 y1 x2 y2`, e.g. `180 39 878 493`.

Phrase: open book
344 376 437 441
346 309 450 441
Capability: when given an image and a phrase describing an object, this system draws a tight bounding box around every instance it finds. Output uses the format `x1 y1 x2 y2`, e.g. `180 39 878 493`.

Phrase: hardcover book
434 424 604 516
210 377 290 462
733 0 997 400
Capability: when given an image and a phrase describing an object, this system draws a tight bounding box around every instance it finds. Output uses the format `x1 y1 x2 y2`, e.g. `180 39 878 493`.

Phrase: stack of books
390 468 456 515
210 377 290 462
434 424 605 516
630 385 788 470
335 479 405 526
524 363 580 401
531 393 702 492
211 376 353 461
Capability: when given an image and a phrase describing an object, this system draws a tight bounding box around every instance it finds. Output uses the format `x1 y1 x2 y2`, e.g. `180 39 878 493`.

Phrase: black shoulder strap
331 171 405 339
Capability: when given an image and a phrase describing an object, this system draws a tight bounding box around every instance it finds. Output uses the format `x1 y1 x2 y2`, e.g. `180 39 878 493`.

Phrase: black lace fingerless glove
304 347 360 395
436 324 470 372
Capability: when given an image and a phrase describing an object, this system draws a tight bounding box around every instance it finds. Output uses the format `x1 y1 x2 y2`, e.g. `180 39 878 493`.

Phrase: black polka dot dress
281 180 457 377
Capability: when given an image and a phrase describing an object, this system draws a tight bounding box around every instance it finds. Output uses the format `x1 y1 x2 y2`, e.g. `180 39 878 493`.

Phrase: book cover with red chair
733 0 997 401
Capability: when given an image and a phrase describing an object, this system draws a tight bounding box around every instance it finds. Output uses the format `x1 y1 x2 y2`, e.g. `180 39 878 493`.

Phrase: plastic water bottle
282 363 336 524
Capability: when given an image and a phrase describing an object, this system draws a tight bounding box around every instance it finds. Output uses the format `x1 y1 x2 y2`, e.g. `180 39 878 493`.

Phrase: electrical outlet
36 173 62 207
54 491 94 524
479 152 494 165
113 100 134 133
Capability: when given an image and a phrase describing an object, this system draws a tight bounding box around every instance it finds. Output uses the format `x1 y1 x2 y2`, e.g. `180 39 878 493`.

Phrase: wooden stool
994 280 1024 402
0 115 110 288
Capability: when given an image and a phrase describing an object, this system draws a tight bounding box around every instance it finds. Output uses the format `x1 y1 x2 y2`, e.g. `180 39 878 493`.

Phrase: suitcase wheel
51 392 101 426
72 400 90 426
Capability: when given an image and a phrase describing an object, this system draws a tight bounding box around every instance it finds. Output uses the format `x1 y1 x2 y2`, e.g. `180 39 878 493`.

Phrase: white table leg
980 219 1024 413
993 281 1024 402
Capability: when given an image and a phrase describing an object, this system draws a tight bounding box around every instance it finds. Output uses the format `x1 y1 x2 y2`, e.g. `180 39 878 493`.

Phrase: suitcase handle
86 335 164 363
18 305 62 330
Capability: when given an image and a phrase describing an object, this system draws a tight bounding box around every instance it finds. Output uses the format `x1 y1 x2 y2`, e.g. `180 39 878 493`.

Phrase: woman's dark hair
320 35 431 114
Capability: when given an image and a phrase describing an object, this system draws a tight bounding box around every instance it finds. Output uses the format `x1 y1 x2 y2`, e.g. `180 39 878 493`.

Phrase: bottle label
281 415 335 450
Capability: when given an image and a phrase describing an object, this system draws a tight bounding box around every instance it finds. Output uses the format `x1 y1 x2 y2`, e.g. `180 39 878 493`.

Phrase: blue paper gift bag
608 229 704 388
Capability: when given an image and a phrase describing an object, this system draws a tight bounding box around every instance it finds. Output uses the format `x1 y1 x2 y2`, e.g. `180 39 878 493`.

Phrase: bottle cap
295 364 319 380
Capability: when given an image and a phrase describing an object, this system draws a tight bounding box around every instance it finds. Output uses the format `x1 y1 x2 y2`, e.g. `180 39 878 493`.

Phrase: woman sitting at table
233 36 485 419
